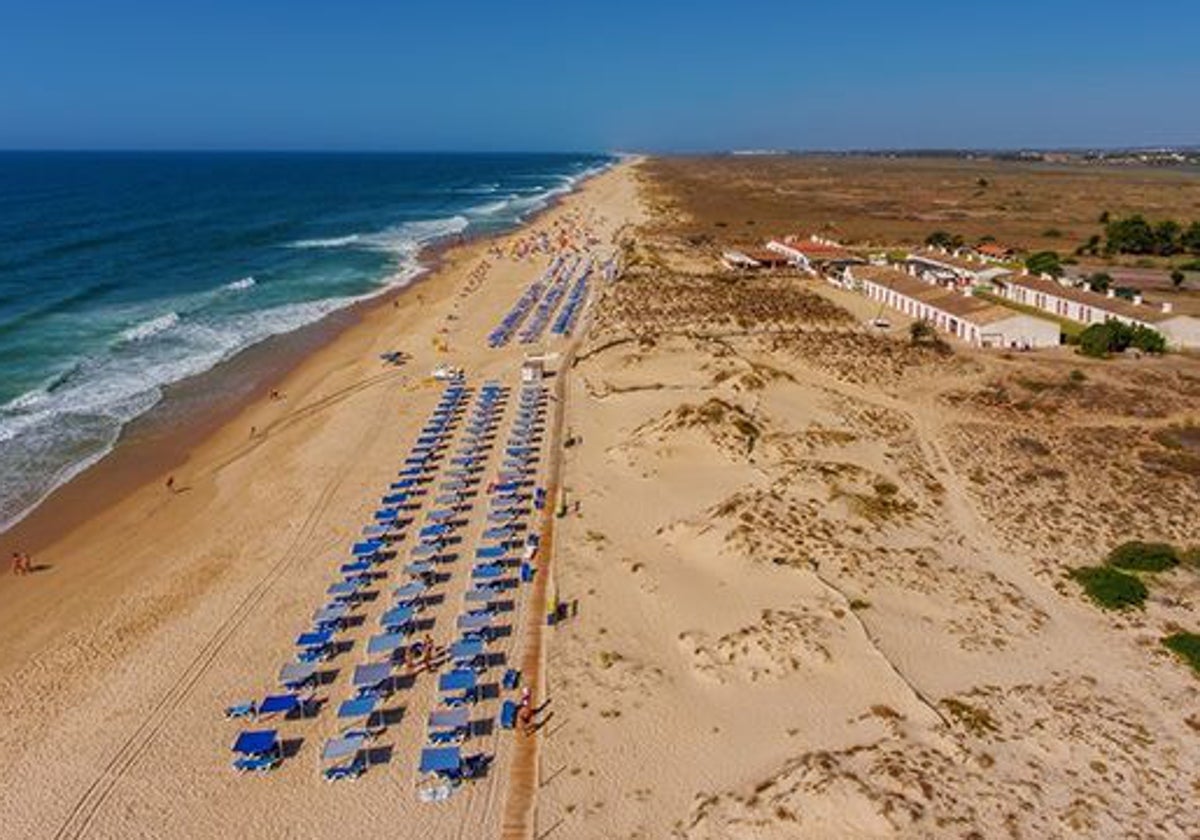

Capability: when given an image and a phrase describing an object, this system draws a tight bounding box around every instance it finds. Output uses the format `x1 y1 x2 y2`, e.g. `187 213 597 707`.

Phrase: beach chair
257 693 307 720
499 701 518 730
352 662 393 698
337 695 384 740
278 661 318 691
232 730 282 773
503 669 520 690
379 605 415 634
223 700 257 720
321 734 367 782
428 707 470 744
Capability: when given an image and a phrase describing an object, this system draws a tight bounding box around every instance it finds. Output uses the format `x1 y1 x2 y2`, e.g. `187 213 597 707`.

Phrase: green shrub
1107 541 1180 572
1077 321 1168 357
1025 250 1063 277
1069 566 1148 610
1162 632 1200 675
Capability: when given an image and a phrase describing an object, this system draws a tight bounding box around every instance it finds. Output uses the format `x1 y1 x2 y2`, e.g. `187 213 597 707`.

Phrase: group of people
9 551 34 576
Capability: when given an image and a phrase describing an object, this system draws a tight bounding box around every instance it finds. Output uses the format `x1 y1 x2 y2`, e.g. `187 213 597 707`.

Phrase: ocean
0 151 612 531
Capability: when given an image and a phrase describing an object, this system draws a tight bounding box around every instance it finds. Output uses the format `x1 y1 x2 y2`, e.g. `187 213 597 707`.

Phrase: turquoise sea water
0 151 611 529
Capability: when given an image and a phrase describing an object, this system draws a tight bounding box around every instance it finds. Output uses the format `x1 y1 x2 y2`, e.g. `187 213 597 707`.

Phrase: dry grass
642 155 1200 261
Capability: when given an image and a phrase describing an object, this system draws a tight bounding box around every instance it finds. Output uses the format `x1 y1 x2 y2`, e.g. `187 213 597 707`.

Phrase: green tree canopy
1025 250 1063 277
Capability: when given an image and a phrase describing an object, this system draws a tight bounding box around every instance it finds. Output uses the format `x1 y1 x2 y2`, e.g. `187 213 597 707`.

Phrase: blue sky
2 0 1198 151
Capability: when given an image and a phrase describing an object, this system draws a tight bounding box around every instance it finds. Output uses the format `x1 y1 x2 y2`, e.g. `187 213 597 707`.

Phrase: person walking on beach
165 475 175 493
11 551 24 576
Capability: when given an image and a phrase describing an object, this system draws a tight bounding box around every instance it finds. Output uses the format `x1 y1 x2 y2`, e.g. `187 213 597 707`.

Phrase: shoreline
0 169 604 556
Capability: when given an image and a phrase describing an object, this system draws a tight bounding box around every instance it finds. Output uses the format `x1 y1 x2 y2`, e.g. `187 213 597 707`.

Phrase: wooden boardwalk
498 344 576 840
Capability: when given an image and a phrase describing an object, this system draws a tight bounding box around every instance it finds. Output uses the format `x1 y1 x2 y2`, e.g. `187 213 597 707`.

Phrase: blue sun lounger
394 581 427 604
352 662 392 696
420 523 449 538
427 508 454 522
321 734 367 782
439 668 477 693
352 539 384 556
297 629 333 650
472 564 503 580
373 508 399 522
457 612 491 632
499 700 518 730
463 587 494 604
427 707 470 743
232 729 282 773
258 693 305 719
379 605 415 633
338 695 379 726
278 661 318 690
366 631 405 658
405 561 434 576
475 545 507 560
341 559 372 576
327 580 364 602
450 638 485 668
313 602 348 626
482 527 513 541
420 746 462 779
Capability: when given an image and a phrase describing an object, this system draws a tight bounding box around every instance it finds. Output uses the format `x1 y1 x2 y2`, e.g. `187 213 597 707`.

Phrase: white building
906 248 1012 288
847 265 1061 349
992 275 1200 350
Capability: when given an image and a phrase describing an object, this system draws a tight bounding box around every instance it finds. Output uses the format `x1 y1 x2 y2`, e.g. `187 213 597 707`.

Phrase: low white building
847 265 1061 348
992 275 1200 349
906 248 1012 288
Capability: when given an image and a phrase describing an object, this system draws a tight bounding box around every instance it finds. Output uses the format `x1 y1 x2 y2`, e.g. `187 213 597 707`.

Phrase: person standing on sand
166 475 175 493
11 551 24 576
21 552 33 574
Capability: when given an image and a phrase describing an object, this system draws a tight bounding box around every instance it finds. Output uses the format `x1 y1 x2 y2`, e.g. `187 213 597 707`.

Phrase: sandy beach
0 163 641 839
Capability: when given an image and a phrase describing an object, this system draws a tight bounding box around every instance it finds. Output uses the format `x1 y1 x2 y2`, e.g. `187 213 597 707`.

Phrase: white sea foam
288 234 363 249
224 276 256 291
119 311 180 343
288 215 469 255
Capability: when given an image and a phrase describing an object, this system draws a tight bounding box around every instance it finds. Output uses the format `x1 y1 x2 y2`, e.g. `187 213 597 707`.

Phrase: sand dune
539 206 1199 838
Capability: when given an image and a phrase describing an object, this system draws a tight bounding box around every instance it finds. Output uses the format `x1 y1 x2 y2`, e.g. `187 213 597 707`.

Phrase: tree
1104 214 1155 255
1076 234 1102 256
1087 272 1112 293
1154 220 1182 256
1078 320 1167 357
1025 250 1063 277
1183 221 1200 255
1171 270 1185 289
925 231 962 249
1098 210 1110 225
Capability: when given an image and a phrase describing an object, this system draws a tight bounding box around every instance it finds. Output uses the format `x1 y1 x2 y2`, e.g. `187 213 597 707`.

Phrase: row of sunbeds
416 380 549 800
227 380 471 777
518 255 581 344
551 257 594 337
487 255 567 348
